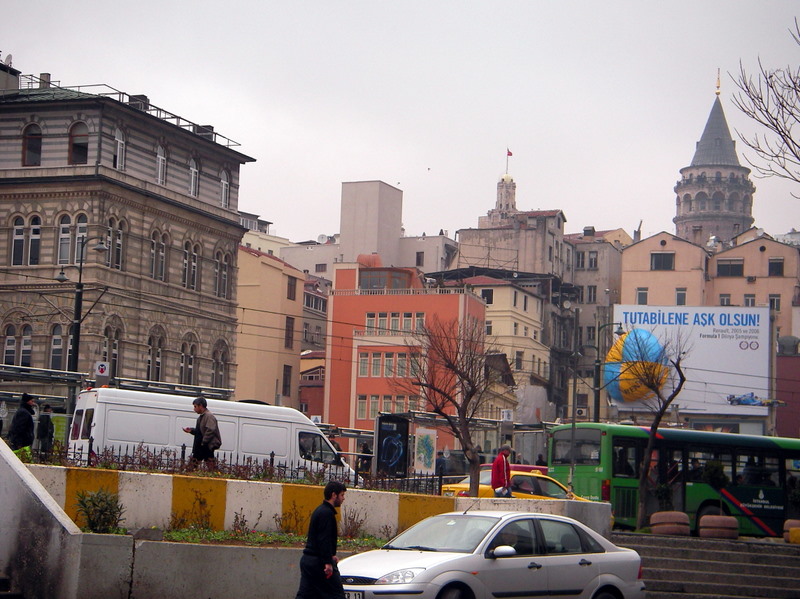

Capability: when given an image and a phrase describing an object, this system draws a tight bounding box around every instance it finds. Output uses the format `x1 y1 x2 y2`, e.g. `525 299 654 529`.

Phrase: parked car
339 510 645 599
441 469 587 501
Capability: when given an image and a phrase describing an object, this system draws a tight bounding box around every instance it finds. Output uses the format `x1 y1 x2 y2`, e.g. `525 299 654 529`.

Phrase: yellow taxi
441 469 588 500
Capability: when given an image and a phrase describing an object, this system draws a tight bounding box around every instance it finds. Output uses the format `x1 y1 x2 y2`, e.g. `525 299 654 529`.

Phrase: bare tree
395 315 513 496
732 19 800 191
610 330 688 529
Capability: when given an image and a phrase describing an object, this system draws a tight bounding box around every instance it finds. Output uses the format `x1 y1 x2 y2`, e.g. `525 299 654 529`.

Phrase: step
644 576 800 599
641 554 800 579
645 567 800 592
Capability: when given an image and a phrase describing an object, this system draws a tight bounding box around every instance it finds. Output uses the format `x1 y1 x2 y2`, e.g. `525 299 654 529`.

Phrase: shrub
75 488 126 533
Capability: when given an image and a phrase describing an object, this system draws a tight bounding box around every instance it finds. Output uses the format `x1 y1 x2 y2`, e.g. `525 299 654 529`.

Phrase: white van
69 388 353 478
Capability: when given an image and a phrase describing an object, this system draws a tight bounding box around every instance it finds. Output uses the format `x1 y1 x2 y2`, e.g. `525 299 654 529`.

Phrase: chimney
194 124 215 141
128 94 150 111
38 73 51 88
633 229 641 242
583 226 596 238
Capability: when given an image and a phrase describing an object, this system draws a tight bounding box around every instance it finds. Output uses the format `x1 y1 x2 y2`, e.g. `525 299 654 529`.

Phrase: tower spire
716 67 721 96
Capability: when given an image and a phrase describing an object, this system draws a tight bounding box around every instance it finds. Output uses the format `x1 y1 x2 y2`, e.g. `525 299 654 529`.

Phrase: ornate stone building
0 63 254 400
673 92 756 245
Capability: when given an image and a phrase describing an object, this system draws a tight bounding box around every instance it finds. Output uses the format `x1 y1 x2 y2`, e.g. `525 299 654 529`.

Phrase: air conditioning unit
746 276 757 283
575 407 587 418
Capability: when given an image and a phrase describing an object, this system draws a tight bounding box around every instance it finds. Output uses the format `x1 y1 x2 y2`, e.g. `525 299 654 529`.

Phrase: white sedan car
338 511 645 599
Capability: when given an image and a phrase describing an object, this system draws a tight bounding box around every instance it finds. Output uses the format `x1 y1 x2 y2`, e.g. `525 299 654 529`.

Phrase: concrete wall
3 453 611 597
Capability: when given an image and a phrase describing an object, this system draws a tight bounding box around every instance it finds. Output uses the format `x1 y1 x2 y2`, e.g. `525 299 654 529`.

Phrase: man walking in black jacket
296 481 347 599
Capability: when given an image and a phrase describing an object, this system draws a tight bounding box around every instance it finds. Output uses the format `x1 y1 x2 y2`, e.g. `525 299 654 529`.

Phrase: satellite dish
562 300 572 310
4 54 12 66
317 234 328 244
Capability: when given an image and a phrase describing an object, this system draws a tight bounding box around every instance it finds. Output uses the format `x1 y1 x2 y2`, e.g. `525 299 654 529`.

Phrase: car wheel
438 586 468 599
592 591 617 599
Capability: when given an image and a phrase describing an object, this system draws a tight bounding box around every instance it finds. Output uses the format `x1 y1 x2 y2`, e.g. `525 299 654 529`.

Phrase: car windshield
384 514 499 553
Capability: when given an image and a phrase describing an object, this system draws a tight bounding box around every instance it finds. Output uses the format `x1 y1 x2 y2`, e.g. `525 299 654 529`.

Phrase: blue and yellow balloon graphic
602 329 669 402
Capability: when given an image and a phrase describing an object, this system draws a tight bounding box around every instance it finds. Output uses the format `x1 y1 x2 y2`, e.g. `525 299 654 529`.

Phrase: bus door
684 449 734 529
785 456 800 519
610 437 642 527
658 446 685 512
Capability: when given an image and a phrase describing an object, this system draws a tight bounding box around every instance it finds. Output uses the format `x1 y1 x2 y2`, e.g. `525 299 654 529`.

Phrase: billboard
612 305 770 415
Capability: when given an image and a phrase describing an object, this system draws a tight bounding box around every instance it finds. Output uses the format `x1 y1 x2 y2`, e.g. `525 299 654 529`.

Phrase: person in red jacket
491 444 513 497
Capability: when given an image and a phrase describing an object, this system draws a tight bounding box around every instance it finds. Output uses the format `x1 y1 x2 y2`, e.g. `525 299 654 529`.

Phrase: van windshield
298 431 339 465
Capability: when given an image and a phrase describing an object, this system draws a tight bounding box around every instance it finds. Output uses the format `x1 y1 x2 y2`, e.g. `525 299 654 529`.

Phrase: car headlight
376 567 426 584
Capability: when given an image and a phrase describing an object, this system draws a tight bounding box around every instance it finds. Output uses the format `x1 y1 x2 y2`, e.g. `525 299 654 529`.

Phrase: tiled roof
0 87 98 104
691 96 740 167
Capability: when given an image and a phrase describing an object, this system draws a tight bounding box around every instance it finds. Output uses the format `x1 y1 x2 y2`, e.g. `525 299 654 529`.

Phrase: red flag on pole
507 148 513 156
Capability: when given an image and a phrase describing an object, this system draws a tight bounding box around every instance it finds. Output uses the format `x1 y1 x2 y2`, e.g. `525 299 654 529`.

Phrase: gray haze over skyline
4 1 799 242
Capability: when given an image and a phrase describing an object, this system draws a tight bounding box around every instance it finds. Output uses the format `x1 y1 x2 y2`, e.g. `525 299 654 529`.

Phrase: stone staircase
612 532 800 599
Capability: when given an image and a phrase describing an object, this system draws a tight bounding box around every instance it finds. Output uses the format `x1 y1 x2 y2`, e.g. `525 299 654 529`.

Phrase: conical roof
691 96 740 167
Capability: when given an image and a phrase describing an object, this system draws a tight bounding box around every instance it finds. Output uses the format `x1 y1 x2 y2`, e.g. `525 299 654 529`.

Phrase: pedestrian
37 403 55 455
535 453 547 467
357 442 372 475
295 480 347 599
491 444 513 498
182 397 222 466
8 393 36 453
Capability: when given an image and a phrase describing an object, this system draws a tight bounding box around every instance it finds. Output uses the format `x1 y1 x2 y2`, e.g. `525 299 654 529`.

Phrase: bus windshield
551 427 602 466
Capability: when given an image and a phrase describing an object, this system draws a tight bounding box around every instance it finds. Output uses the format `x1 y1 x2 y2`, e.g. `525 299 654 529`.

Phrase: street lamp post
55 236 108 413
592 321 624 422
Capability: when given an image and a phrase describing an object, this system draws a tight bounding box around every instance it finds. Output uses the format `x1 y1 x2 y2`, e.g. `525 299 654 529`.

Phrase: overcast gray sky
4 1 799 241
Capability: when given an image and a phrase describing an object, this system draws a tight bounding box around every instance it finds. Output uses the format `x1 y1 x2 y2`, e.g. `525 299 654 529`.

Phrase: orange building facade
323 256 486 452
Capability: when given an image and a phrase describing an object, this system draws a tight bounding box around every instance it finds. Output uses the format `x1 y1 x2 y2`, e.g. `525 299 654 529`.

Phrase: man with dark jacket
9 393 36 451
37 403 55 454
296 481 347 599
182 397 222 465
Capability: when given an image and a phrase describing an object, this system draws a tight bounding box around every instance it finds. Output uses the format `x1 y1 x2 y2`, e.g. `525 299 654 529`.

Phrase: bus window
70 410 84 440
612 445 636 477
80 408 94 440
737 454 779 486
551 428 601 466
786 459 800 492
687 451 733 486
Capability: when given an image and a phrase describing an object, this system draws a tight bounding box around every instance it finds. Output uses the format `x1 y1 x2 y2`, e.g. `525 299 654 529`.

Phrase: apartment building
235 247 304 406
323 255 500 452
0 63 253 399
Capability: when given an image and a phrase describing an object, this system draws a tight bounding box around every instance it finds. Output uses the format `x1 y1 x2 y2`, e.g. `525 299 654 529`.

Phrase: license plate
344 592 364 599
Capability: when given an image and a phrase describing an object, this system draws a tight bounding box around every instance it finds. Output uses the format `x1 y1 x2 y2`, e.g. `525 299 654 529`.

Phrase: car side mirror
490 545 517 559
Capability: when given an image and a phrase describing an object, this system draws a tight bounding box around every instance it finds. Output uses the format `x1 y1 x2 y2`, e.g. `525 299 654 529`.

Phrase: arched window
106 218 124 270
150 232 167 281
113 128 126 171
212 341 229 388
20 325 32 367
103 325 121 379
156 145 167 185
10 216 41 266
188 158 199 197
147 329 165 381
68 122 89 165
214 251 229 298
22 123 42 166
28 216 41 265
180 338 197 385
219 170 230 208
75 214 88 263
57 215 72 264
50 324 64 370
4 325 17 365
182 241 199 290
11 217 24 265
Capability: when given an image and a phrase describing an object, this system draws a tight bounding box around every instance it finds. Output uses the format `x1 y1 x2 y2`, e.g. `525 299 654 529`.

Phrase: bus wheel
696 505 724 533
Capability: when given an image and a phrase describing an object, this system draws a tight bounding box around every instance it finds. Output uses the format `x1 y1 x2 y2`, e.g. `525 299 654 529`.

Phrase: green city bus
547 423 800 536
